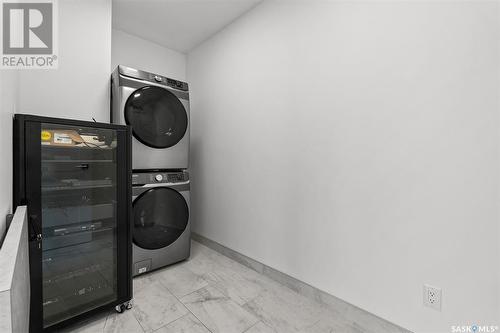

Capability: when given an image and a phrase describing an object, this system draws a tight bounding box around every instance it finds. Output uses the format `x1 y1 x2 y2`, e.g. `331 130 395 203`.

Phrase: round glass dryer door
125 86 188 148
133 187 189 250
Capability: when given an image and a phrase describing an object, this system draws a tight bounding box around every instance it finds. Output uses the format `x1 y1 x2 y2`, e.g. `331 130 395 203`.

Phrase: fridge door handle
29 214 42 242
75 163 89 169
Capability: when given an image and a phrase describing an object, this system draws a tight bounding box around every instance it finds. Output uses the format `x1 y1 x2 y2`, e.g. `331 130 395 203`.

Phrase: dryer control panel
147 73 189 91
118 65 189 91
132 171 189 185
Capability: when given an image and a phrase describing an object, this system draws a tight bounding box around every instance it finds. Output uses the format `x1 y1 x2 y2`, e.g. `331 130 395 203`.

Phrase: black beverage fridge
13 114 132 332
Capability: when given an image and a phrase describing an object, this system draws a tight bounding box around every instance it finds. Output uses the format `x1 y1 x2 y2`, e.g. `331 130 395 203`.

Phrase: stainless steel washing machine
132 170 190 276
111 65 190 170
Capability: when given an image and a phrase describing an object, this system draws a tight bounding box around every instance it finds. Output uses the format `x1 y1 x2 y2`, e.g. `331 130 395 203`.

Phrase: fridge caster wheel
115 301 132 313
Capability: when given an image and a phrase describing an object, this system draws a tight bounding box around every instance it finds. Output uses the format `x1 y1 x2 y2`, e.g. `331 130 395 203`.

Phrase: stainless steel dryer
132 170 190 275
111 65 189 170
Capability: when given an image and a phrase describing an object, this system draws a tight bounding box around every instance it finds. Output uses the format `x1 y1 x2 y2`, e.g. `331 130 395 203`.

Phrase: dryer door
124 86 188 149
132 187 189 250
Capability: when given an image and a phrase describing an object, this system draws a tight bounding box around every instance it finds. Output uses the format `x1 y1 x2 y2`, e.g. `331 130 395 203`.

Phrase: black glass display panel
124 86 188 148
39 123 118 328
133 187 189 250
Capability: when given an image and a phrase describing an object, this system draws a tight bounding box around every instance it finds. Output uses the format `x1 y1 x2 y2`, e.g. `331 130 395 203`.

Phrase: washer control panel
132 171 189 185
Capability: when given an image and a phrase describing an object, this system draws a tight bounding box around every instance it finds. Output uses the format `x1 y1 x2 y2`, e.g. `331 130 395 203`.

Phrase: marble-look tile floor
60 241 395 333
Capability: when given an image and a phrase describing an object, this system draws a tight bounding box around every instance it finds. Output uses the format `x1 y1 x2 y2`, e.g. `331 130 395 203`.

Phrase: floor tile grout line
206 283 263 330
175 282 215 300
129 309 148 333
191 242 332 332
190 283 262 333
241 320 263 333
190 243 281 328
191 244 276 309
170 279 257 333
191 241 349 332
101 312 109 333
150 313 190 333
156 278 194 330
131 279 185 333
191 238 412 333
154 268 211 301
238 290 262 308
207 280 238 303
168 283 215 333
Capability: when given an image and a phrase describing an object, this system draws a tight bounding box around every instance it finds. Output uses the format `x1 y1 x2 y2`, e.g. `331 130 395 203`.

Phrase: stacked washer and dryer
111 65 191 276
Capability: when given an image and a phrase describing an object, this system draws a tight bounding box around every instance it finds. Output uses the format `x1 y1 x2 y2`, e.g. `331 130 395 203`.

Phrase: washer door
133 187 189 250
124 86 188 149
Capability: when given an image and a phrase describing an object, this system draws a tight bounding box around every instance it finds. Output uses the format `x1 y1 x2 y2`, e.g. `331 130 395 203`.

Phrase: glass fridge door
38 123 119 328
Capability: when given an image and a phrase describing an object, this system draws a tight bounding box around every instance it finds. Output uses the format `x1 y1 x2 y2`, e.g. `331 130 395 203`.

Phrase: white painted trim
192 232 411 333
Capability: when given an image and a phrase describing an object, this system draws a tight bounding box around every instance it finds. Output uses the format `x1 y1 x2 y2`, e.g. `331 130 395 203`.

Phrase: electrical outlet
423 284 442 311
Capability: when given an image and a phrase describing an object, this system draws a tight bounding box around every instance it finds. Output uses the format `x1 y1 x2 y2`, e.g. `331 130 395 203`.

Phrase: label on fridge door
53 133 73 144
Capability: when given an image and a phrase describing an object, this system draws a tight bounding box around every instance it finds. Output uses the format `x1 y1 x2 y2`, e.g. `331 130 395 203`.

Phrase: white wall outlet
423 284 442 311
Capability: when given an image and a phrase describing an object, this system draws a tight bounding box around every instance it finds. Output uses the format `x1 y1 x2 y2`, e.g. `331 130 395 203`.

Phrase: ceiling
112 0 263 53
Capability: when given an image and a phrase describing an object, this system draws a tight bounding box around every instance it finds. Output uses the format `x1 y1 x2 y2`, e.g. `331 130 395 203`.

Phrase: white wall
0 71 19 240
1 0 112 238
112 29 186 81
18 0 112 122
187 1 500 332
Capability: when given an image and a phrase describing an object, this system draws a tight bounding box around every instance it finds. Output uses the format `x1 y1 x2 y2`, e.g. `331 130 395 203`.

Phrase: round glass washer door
133 187 189 250
125 86 188 148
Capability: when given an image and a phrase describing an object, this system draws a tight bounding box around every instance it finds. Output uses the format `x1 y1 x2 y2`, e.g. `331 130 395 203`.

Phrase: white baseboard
192 232 411 333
